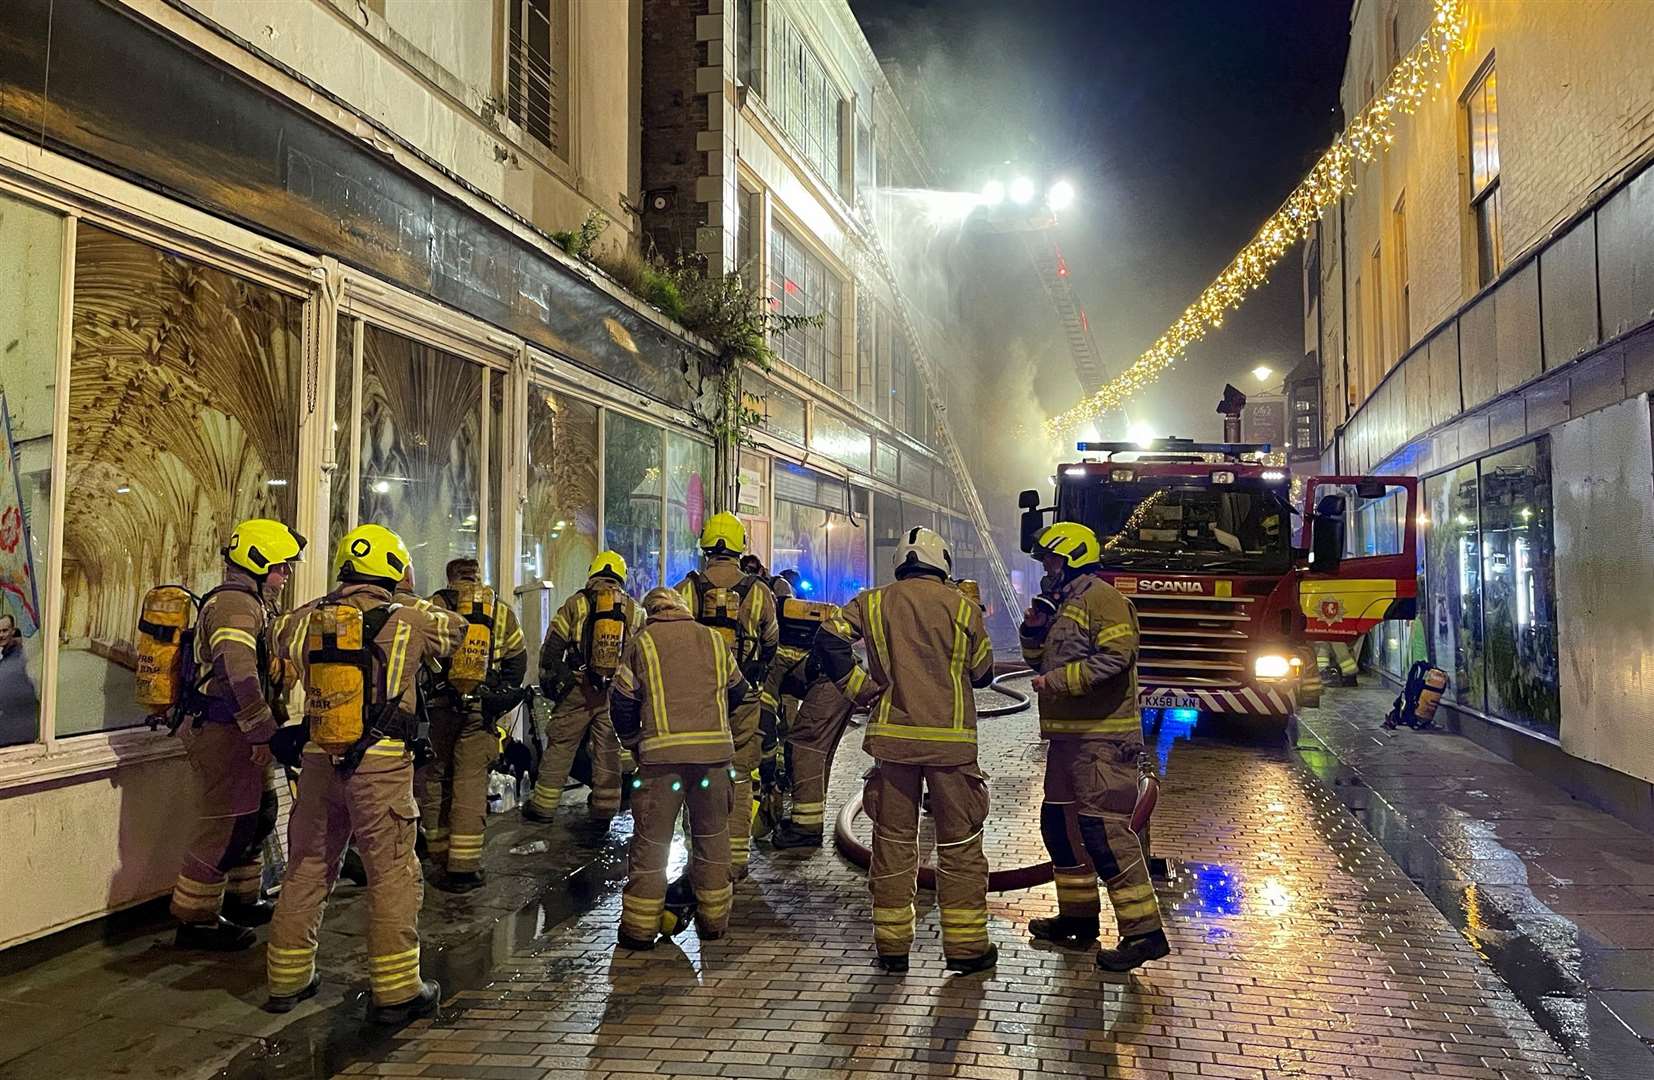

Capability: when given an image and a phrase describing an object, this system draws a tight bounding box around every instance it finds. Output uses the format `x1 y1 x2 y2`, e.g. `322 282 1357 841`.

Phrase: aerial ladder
1024 232 1110 395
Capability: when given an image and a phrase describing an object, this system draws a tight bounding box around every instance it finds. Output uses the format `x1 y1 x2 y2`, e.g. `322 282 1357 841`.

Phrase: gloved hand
269 722 308 769
480 683 530 721
539 663 575 705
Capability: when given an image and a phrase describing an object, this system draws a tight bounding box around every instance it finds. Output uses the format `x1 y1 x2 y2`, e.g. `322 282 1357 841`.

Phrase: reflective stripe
939 907 989 941
1111 882 1157 905
1115 898 1162 922
697 885 734 919
638 633 669 735
384 620 412 701
1095 623 1133 647
210 627 258 650
1063 661 1086 695
973 635 993 668
791 801 825 826
1041 716 1140 735
844 666 869 700
865 720 977 743
863 590 891 727
872 904 915 947
949 596 970 732
640 731 734 751
1058 603 1090 631
712 635 733 730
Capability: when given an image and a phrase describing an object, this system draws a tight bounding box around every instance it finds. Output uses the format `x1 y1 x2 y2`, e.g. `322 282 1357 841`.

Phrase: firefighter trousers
530 686 620 819
727 696 761 873
267 744 424 1007
1040 735 1162 940
865 762 991 962
420 706 494 873
620 763 735 941
171 721 278 924
786 680 853 834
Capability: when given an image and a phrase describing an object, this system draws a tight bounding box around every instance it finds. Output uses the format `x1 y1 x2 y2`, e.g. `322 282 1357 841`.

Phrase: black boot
1096 929 1171 972
263 973 321 1014
367 979 441 1024
1028 915 1099 949
521 801 557 824
770 820 823 850
436 868 486 894
175 917 256 952
222 897 275 927
617 929 658 950
945 943 998 975
875 953 909 974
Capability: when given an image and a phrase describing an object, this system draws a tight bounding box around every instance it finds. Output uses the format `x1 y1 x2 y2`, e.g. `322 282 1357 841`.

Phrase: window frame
768 216 845 389
503 0 568 160
1463 58 1504 287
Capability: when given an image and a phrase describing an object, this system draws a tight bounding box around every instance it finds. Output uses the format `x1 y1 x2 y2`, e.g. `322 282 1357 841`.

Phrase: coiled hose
832 668 1057 892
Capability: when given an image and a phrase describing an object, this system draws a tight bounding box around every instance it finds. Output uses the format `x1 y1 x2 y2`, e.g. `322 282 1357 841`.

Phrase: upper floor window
1466 62 1503 286
769 222 842 386
736 0 759 91
770 15 844 191
507 0 559 154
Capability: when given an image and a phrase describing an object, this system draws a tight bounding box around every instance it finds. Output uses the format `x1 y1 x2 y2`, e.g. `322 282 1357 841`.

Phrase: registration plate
1142 694 1200 710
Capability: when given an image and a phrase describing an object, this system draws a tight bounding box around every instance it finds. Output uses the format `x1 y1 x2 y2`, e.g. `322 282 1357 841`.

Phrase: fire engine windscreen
1063 479 1293 574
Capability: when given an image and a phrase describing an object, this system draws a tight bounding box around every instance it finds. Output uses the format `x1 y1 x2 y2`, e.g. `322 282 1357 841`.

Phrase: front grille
1130 593 1253 690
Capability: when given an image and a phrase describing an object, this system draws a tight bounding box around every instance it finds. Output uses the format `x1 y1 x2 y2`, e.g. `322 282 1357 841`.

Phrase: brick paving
355 683 1580 1080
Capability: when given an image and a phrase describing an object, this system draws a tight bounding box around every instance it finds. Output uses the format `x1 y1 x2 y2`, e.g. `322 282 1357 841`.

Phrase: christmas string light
1045 0 1469 437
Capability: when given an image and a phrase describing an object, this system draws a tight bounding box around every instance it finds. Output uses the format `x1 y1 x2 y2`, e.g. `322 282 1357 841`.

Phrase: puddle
210 843 630 1079
1290 718 1654 1079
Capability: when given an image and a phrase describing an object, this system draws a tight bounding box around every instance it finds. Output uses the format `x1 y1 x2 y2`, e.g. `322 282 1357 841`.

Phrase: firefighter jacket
271 583 461 728
538 577 644 689
193 566 285 744
1020 572 1139 738
674 555 779 684
428 587 528 715
609 607 743 766
813 575 995 767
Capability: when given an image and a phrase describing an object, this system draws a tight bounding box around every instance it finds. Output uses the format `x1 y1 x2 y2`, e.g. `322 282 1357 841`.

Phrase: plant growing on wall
555 210 819 513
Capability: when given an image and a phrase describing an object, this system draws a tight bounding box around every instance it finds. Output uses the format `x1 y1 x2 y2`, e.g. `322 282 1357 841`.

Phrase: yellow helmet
698 511 746 556
226 519 306 577
588 550 628 583
333 523 412 584
1032 522 1101 569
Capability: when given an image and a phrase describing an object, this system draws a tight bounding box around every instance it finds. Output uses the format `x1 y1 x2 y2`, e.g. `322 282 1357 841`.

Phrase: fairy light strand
1045 0 1469 438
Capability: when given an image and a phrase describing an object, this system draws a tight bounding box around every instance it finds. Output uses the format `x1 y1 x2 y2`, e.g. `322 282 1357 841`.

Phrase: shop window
1478 440 1559 736
356 325 483 593
1466 62 1503 287
666 432 714 587
826 487 871 600
773 499 827 599
1423 462 1483 710
604 411 663 592
521 386 599 652
59 225 301 737
872 489 903 585
0 192 62 747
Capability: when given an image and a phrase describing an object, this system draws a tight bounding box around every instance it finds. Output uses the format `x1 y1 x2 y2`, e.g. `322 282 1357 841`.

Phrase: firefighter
674 513 777 879
263 524 460 1021
766 576 853 850
525 551 642 827
814 527 997 974
169 518 306 951
611 587 744 949
751 573 801 840
1022 522 1168 972
421 557 528 892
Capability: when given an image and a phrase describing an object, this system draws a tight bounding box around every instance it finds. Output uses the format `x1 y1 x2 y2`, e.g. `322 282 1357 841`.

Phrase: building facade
1304 0 1654 822
0 0 995 949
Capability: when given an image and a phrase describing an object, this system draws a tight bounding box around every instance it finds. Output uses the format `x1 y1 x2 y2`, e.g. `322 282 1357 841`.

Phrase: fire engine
1019 439 1419 724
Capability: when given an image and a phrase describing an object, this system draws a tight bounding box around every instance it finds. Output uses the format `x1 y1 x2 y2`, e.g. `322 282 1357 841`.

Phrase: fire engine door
1299 476 1419 641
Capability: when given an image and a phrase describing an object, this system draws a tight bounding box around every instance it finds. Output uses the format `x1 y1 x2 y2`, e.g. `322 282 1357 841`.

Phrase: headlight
1254 654 1293 679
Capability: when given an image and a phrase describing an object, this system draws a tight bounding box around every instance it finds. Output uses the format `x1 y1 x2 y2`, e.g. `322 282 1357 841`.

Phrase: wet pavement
0 678 1632 1079
1293 685 1654 1080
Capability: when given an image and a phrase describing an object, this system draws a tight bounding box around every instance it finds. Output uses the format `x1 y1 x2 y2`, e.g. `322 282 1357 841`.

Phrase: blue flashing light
798 578 816 594
1170 707 1200 723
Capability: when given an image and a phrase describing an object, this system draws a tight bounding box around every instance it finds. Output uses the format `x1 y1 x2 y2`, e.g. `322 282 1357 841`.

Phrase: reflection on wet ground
1295 685 1654 1080
0 681 1615 1079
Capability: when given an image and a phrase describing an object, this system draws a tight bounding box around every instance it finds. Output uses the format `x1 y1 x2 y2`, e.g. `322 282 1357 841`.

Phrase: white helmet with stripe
892 526 952 580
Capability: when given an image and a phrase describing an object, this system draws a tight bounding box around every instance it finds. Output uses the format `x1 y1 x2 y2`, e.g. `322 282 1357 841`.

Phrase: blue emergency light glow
671 780 682 792
1170 708 1200 723
631 777 642 790
700 777 710 788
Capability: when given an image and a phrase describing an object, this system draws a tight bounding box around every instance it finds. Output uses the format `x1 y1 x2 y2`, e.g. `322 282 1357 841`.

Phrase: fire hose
832 669 1061 892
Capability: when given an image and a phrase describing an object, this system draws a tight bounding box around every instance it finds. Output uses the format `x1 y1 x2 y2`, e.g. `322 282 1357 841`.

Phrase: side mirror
1019 507 1045 553
1018 489 1041 510
1310 493 1346 572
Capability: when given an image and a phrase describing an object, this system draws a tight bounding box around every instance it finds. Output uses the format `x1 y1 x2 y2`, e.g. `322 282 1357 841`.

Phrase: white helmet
892 526 952 579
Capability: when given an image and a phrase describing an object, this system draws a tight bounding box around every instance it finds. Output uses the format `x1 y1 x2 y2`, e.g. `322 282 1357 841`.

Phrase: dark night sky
851 0 1351 449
